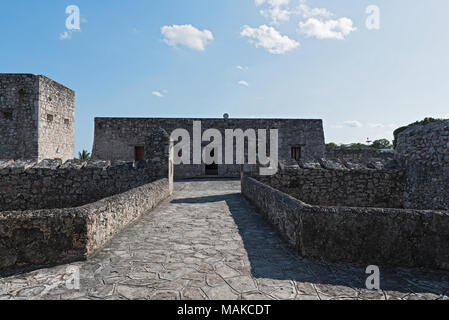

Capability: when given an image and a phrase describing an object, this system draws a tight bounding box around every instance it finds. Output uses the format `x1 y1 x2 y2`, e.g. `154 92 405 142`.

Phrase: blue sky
1 0 449 154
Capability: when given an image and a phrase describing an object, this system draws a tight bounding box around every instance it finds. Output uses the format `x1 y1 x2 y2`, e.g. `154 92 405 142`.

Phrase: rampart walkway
1 179 448 300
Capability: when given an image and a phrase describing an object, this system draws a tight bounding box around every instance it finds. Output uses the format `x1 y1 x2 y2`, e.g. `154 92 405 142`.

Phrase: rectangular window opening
135 146 145 161
291 146 302 161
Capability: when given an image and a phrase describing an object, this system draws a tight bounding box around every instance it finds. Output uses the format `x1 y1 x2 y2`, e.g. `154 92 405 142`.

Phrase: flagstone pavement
1 179 449 300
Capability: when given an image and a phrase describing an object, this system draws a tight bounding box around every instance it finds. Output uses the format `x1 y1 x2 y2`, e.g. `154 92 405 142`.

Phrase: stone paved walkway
1 179 449 300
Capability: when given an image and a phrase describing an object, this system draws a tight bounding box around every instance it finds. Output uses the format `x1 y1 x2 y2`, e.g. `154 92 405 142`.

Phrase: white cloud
238 80 249 87
241 25 300 54
367 123 397 129
260 7 292 24
343 120 363 128
253 1 356 42
152 91 164 98
296 0 333 19
331 121 362 129
255 0 289 5
59 31 71 40
256 0 292 24
255 0 333 24
298 17 357 40
237 65 249 71
161 24 214 51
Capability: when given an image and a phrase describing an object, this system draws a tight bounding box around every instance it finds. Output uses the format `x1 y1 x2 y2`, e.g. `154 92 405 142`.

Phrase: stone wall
37 76 75 162
248 159 405 208
144 128 174 194
326 147 394 162
92 118 326 178
0 74 74 162
396 120 449 210
0 74 40 160
0 159 162 211
241 175 449 270
0 178 170 276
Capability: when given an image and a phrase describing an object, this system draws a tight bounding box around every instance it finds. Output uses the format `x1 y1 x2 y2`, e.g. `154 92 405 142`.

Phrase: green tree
371 139 392 150
326 142 339 150
78 150 91 161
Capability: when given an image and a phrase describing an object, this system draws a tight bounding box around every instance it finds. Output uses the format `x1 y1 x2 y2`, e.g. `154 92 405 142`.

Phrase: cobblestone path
1 179 449 300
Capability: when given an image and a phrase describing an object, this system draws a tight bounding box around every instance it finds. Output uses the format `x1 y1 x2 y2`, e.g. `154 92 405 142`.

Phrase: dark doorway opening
135 146 145 161
205 149 219 176
205 163 219 176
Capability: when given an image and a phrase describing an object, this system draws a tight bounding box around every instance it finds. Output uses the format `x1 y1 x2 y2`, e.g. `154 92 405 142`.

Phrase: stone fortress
92 117 326 178
0 74 449 282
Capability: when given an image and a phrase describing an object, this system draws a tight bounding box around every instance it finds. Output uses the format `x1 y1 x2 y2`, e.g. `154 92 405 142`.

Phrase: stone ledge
0 159 148 173
241 174 449 271
0 159 163 211
283 158 401 172
0 178 170 276
251 165 405 208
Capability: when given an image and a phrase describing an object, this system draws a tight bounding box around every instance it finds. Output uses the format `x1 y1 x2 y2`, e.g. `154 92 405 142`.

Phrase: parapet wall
0 178 170 276
249 159 404 208
326 147 394 162
0 159 161 211
241 175 449 270
396 120 449 210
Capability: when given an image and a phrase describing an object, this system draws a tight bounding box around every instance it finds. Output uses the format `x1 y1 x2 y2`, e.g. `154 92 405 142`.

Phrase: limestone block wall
396 120 449 210
0 74 40 160
241 175 449 270
0 178 170 276
326 147 394 162
0 159 162 211
0 74 75 162
37 76 75 162
250 159 405 208
92 118 326 178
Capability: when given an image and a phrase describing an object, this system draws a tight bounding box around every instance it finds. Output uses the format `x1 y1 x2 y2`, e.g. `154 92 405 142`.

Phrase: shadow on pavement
172 193 449 295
